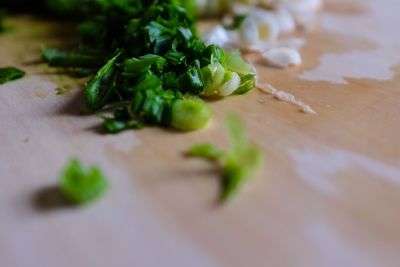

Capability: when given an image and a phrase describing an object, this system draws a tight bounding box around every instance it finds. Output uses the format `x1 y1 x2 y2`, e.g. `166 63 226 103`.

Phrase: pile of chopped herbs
40 0 256 132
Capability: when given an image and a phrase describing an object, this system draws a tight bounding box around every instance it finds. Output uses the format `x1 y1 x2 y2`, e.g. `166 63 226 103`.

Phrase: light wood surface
1 1 400 266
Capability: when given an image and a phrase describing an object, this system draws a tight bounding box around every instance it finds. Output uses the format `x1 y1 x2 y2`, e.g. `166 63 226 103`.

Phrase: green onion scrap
0 67 26 85
59 158 109 205
186 115 264 201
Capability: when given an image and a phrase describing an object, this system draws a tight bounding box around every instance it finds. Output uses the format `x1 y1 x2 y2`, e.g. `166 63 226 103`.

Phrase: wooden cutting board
1 0 400 266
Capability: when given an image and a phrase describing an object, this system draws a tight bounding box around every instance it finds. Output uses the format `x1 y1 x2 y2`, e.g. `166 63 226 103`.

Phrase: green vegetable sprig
186 115 264 201
59 158 109 205
0 67 26 85
41 0 255 132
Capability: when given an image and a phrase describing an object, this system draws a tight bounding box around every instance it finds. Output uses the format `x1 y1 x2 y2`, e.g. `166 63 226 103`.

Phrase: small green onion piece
224 50 253 75
85 53 120 110
123 54 167 74
0 67 26 85
186 143 224 162
42 46 107 68
221 145 263 201
102 117 143 134
185 115 264 202
179 65 204 95
171 98 212 131
234 73 256 95
221 158 249 201
221 115 263 200
59 158 109 205
201 63 225 96
217 71 241 96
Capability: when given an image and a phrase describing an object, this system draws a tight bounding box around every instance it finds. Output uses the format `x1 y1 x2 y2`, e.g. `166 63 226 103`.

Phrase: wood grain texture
1 1 400 266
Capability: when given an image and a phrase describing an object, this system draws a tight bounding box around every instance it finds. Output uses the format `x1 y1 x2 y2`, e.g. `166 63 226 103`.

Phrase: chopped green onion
222 145 263 200
59 158 108 205
36 0 256 132
217 71 241 96
235 73 256 95
201 63 226 96
42 46 108 68
0 67 26 85
102 117 143 134
123 54 167 74
186 143 224 162
171 98 212 131
85 53 120 110
224 50 253 75
186 115 263 201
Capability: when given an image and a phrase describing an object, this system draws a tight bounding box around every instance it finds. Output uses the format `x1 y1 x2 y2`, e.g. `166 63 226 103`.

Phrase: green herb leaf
85 53 120 110
123 54 167 74
179 64 204 94
102 117 143 133
42 46 108 68
165 50 186 66
0 67 26 85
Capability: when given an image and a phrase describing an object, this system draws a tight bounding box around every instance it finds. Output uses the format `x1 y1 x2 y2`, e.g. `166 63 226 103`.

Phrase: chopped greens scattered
40 0 255 132
1 1 265 206
186 115 263 201
59 158 108 205
0 67 26 84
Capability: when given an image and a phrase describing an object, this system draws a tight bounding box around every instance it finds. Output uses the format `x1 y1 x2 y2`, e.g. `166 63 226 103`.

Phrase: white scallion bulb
262 47 302 68
239 11 280 46
217 71 241 96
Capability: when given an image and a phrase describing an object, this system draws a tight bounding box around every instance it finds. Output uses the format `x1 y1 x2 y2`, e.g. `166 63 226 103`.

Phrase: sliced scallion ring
217 71 241 96
201 63 225 96
171 98 212 131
